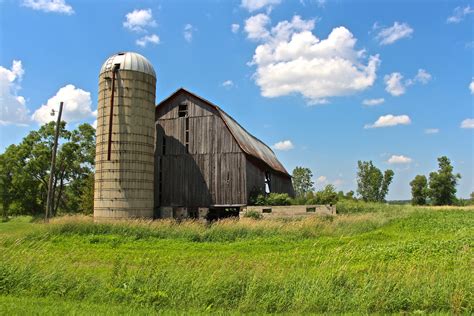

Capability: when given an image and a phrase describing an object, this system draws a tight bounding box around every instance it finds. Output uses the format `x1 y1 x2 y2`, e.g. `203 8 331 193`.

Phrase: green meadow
1 206 473 315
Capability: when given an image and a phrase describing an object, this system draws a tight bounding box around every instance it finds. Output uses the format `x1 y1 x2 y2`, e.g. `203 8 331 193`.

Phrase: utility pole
45 101 64 223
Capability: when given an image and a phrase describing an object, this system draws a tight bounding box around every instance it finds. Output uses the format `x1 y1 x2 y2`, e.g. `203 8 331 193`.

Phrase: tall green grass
1 207 473 314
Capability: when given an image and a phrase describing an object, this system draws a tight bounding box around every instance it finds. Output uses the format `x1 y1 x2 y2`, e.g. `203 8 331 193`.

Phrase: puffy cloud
375 22 413 45
388 155 412 164
183 24 195 42
231 23 240 33
385 69 431 96
136 34 160 47
245 14 271 40
460 118 474 129
221 80 234 88
241 0 281 12
246 15 380 104
362 98 385 106
316 175 327 184
32 84 95 124
447 5 473 24
272 140 294 151
364 114 411 128
123 9 157 32
0 60 31 126
470 79 474 94
22 0 74 15
384 72 405 96
424 128 439 134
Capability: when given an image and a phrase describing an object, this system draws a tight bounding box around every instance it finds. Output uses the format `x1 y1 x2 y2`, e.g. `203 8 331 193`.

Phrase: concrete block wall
240 205 336 219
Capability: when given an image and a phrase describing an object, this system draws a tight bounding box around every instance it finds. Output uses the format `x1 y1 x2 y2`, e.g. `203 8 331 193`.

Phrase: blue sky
1 0 473 199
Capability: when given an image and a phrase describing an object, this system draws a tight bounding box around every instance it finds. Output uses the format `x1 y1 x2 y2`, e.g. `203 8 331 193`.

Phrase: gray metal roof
100 52 156 77
156 88 290 177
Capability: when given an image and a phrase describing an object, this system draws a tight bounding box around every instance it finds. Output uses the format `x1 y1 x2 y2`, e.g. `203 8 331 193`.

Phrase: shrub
243 210 263 220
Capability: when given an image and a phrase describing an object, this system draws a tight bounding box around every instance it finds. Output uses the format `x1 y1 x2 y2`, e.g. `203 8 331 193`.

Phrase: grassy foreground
1 207 473 314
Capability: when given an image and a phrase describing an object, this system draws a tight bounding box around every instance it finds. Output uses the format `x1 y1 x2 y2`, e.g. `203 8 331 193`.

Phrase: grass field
1 206 473 314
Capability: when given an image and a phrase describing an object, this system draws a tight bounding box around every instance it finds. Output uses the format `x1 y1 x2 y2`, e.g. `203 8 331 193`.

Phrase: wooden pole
45 101 64 223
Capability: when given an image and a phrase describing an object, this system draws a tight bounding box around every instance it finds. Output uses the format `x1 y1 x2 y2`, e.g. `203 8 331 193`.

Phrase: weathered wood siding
155 92 247 208
246 158 294 198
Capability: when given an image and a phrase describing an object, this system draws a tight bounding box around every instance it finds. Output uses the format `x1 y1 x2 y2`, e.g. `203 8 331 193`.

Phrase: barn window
178 103 188 117
185 117 190 153
264 171 271 194
162 136 166 155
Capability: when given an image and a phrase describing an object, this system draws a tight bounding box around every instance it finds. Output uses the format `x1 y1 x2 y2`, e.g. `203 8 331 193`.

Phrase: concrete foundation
240 205 336 219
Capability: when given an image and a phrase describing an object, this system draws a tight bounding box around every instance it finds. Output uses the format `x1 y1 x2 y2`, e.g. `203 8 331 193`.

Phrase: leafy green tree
410 175 428 205
356 161 394 202
315 184 339 205
0 122 95 216
292 167 314 198
428 156 461 205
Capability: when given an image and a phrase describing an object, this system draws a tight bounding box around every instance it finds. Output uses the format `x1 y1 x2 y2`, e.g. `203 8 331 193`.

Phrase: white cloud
22 0 74 15
136 34 160 47
362 98 385 106
388 155 412 164
272 140 294 151
385 69 431 96
316 175 327 184
384 72 405 96
246 15 380 104
241 0 281 12
460 118 474 129
424 128 439 134
231 23 240 33
0 60 31 126
364 114 411 129
469 79 474 94
447 5 474 24
183 24 195 42
222 80 234 88
375 22 413 45
123 9 157 32
407 69 432 85
32 84 95 125
244 14 271 40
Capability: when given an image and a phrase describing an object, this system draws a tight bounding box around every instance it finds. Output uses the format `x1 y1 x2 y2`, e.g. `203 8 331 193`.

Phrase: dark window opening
114 63 120 70
306 207 316 213
264 171 271 194
178 103 188 117
185 117 190 153
262 208 272 213
188 208 199 219
162 136 166 155
206 208 240 221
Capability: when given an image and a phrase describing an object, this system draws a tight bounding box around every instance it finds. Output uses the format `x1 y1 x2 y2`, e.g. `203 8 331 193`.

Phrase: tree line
0 122 95 219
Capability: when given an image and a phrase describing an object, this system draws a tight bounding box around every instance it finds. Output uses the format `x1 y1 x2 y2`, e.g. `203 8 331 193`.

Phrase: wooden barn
154 88 294 219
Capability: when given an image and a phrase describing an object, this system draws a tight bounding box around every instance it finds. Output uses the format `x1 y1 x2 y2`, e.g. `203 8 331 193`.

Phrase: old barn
154 88 294 218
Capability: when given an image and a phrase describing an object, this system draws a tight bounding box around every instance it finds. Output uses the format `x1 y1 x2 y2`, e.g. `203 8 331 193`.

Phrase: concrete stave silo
94 52 156 221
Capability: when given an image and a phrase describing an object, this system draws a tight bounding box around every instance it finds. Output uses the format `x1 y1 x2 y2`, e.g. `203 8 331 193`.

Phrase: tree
315 184 339 205
410 175 428 205
292 167 314 198
356 161 394 202
0 122 95 216
428 156 461 205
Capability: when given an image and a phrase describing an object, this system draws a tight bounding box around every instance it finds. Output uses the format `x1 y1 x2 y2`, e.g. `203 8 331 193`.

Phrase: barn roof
156 88 290 177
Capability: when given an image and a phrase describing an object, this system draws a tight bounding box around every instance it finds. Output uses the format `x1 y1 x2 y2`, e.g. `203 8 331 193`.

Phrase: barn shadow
154 124 212 219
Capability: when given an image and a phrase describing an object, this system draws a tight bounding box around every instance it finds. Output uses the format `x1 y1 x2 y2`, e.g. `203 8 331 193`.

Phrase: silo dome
100 52 156 77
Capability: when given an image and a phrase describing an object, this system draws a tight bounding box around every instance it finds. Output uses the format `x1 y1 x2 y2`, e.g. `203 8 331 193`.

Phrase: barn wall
246 158 294 199
155 92 247 209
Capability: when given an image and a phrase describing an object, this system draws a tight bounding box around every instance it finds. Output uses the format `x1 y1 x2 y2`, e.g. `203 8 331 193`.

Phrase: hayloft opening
178 104 188 117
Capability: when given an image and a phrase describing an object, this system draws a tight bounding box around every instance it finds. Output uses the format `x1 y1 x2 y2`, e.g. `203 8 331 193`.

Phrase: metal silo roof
100 52 156 77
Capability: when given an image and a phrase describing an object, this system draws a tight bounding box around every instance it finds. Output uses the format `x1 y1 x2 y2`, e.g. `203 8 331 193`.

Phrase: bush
243 210 263 220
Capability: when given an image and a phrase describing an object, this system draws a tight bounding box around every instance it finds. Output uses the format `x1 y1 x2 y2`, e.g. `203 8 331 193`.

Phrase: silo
94 52 156 221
